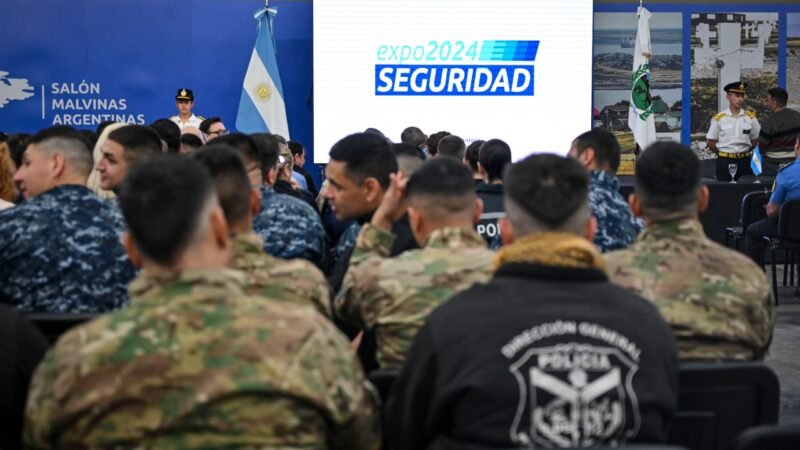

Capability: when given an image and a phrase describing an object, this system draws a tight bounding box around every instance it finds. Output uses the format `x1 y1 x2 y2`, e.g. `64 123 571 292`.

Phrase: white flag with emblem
628 7 657 151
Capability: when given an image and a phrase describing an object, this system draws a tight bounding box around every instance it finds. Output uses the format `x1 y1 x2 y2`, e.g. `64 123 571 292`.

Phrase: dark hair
392 143 425 160
0 132 7 143
406 157 476 202
465 140 484 171
288 140 305 157
437 135 466 160
118 154 215 265
180 134 203 148
426 131 451 156
6 133 31 168
573 128 621 172
505 154 589 228
193 145 252 226
27 126 79 145
329 132 397 189
478 139 512 182
401 126 427 147
96 120 116 137
767 87 788 106
635 141 701 212
250 133 282 182
364 128 387 139
210 133 259 165
27 126 93 175
199 117 222 134
78 129 98 149
108 125 163 164
150 119 181 153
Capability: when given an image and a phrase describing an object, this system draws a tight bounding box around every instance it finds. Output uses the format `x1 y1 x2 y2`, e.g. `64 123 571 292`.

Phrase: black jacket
475 183 504 248
387 262 678 450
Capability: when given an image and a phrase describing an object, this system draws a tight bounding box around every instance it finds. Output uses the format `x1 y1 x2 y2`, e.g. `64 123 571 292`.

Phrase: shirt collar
638 218 705 242
425 227 487 249
590 169 620 190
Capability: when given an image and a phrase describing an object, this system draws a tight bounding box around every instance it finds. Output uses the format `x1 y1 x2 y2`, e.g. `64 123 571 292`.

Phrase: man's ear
362 177 382 203
629 193 643 218
473 198 484 225
585 215 597 242
123 232 143 268
698 185 709 213
408 206 423 237
499 217 515 246
249 188 261 216
264 167 278 186
210 207 230 250
581 147 596 167
51 152 66 178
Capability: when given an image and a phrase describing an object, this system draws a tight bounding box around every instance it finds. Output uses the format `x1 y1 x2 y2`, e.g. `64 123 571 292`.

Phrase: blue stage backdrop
0 0 316 168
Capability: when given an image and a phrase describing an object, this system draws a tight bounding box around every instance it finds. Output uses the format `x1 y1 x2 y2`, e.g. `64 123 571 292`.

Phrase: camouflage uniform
104 197 128 233
25 268 380 450
336 223 495 367
589 169 643 253
605 219 774 360
0 185 135 313
253 185 327 268
229 231 332 318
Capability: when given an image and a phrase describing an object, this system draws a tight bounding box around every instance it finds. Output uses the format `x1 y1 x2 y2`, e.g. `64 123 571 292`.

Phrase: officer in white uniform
170 89 204 130
706 81 760 181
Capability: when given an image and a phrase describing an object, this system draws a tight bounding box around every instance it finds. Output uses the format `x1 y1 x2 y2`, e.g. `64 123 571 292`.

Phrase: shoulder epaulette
777 161 794 173
197 115 205 120
713 112 726 121
745 110 756 119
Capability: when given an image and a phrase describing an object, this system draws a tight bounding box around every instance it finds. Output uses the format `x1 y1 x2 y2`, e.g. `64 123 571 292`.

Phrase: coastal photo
593 12 682 174
788 13 800 111
689 12 779 159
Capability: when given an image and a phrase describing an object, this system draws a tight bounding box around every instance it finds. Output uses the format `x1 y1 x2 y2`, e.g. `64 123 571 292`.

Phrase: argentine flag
235 5 290 138
751 145 763 176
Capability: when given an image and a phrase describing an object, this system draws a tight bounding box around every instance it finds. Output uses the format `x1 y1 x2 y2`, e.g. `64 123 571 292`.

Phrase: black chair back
778 199 800 242
368 367 400 405
668 362 779 450
735 424 800 450
741 191 770 229
25 313 97 344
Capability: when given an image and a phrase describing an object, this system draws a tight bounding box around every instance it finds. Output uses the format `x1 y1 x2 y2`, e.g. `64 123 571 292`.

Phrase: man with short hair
337 158 494 368
324 132 418 293
24 155 380 450
391 143 425 176
475 138 511 249
569 128 642 252
400 126 427 152
1 126 135 312
193 145 331 317
707 81 760 181
169 88 204 130
758 86 800 176
606 141 773 360
436 135 466 160
97 125 163 193
150 118 181 153
199 116 228 142
464 139 485 185
387 154 678 449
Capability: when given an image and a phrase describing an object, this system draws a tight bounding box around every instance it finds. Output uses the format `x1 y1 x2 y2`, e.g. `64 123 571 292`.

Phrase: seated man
387 154 678 449
1 126 135 312
336 158 494 367
24 155 379 450
475 139 512 249
96 125 163 194
193 144 331 317
606 141 774 360
745 138 800 267
569 128 642 252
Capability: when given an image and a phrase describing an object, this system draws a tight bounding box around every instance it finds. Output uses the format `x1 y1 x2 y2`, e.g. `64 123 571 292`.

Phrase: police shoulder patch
745 110 756 119
713 112 727 121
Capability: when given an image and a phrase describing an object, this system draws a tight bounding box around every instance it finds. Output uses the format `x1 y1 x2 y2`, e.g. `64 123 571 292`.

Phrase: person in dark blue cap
706 81 761 181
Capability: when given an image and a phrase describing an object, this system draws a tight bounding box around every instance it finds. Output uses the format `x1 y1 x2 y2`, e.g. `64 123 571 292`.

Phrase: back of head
505 154 590 236
426 131 451 157
437 135 466 160
287 140 304 157
768 87 788 106
251 133 282 182
406 157 478 220
27 126 93 178
635 141 701 217
150 119 181 153
108 125 163 165
329 132 397 189
478 139 512 183
392 143 425 176
465 140 485 172
193 145 252 228
118 154 216 266
572 128 621 173
199 117 222 134
78 129 99 150
210 133 259 166
401 126 427 147
180 134 203 152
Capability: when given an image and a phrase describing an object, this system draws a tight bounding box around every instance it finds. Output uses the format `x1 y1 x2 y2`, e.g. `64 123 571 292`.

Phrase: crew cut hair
329 132 397 189
478 139 512 182
767 87 788 106
406 157 476 205
118 154 216 265
27 126 93 177
108 125 163 164
635 141 701 213
437 135 467 160
572 128 622 172
193 145 252 226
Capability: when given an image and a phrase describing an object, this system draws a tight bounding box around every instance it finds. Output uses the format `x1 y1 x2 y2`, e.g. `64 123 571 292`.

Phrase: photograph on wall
689 12 778 161
788 13 800 111
593 12 682 174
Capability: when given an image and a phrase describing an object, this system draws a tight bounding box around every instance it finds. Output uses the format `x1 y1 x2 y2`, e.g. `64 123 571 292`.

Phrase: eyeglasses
207 129 228 136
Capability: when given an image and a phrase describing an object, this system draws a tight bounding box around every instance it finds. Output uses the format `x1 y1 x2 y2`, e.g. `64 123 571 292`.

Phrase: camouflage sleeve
335 223 396 330
261 260 333 318
287 316 381 450
751 287 775 360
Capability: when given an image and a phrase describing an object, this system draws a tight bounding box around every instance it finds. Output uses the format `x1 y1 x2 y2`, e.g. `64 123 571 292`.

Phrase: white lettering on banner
48 80 144 126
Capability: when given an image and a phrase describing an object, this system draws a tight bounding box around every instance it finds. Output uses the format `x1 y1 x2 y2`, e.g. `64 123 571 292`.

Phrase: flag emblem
256 84 272 100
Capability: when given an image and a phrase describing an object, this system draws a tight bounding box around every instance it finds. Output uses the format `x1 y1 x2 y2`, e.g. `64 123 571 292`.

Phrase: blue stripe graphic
479 40 539 61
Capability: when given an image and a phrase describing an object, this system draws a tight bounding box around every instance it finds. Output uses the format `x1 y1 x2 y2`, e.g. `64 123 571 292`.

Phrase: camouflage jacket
229 231 332 318
589 170 643 253
253 185 327 268
0 184 135 313
605 219 774 361
336 224 495 367
25 268 380 450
